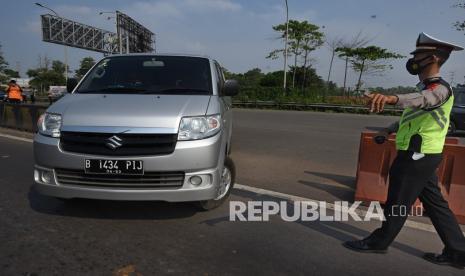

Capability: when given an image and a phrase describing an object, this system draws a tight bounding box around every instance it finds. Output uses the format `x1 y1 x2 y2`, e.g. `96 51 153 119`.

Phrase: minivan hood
48 94 211 131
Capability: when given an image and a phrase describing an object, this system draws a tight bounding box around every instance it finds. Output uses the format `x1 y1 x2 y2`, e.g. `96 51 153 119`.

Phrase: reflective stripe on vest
396 93 454 154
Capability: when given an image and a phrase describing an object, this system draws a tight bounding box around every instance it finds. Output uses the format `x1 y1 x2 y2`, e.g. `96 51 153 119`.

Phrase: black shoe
343 239 388 254
423 253 465 270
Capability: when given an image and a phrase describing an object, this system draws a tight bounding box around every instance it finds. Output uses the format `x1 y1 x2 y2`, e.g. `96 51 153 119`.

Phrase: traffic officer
6 79 23 104
343 32 465 269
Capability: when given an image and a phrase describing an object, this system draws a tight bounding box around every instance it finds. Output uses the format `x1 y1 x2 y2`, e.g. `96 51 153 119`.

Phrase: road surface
0 109 463 275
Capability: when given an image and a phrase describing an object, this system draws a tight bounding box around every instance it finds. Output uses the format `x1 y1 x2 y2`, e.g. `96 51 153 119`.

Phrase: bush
234 86 366 105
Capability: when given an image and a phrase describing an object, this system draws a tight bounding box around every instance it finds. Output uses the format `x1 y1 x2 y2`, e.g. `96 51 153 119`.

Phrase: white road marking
235 184 465 235
0 131 462 235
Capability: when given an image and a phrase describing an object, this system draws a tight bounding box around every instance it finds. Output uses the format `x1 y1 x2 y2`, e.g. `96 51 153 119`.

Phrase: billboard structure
40 12 155 54
116 11 155 53
41 14 119 54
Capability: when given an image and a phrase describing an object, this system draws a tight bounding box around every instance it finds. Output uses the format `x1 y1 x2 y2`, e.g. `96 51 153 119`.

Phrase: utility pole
99 11 120 54
283 0 289 92
35 3 68 82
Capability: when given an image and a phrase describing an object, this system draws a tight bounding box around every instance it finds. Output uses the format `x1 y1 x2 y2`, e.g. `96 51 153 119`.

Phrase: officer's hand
373 129 389 144
365 93 398 113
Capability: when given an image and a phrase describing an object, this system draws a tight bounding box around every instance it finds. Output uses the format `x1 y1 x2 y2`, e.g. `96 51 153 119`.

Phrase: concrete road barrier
0 103 47 132
355 131 465 224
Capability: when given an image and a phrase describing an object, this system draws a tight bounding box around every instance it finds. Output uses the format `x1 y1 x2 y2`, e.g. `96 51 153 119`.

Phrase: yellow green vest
396 89 454 154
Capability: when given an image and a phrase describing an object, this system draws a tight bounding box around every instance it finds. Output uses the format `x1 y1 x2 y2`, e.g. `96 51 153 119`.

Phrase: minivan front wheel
196 157 236 211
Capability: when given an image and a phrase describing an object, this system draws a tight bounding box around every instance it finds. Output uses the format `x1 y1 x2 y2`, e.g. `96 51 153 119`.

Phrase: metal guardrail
0 103 47 132
0 100 402 133
232 101 404 114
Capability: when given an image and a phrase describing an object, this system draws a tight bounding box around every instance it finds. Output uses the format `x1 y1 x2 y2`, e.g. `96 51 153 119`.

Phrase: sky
0 0 464 88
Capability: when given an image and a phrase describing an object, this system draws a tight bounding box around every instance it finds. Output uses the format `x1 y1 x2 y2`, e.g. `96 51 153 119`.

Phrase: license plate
85 159 144 175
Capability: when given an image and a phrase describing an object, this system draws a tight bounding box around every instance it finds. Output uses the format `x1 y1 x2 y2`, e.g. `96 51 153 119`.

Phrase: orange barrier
355 131 465 224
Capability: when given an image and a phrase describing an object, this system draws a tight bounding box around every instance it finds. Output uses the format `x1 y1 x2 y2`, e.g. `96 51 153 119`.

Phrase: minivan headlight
38 113 62 138
178 114 221 141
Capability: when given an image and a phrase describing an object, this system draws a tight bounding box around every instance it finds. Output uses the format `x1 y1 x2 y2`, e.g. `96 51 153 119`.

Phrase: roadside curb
0 127 34 140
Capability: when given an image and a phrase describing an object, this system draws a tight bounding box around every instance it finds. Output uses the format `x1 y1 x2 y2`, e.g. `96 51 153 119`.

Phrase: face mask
405 55 433 75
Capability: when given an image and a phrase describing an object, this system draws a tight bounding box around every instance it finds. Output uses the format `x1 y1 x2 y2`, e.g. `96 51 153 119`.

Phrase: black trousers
368 150 465 258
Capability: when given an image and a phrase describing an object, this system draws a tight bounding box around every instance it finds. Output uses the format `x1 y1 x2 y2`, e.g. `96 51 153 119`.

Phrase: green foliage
268 19 325 88
225 66 325 92
271 20 324 45
0 43 9 84
0 43 21 84
27 59 66 93
3 69 20 78
336 46 404 90
368 86 417 95
260 71 284 87
454 2 465 33
75 57 96 79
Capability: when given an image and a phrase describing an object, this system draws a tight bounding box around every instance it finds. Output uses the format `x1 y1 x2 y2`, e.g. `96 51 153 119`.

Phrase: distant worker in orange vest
6 80 23 104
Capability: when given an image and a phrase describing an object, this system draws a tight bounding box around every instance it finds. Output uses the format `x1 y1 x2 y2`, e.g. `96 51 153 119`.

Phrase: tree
0 43 9 84
299 27 324 92
453 1 465 83
3 69 20 78
260 71 284 87
268 20 324 88
338 31 372 94
325 36 344 84
289 66 324 92
453 2 465 33
75 57 96 79
27 57 66 93
336 46 404 91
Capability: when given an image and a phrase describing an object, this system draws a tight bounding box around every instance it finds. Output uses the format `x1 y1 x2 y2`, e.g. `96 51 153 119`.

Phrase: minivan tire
196 157 236 211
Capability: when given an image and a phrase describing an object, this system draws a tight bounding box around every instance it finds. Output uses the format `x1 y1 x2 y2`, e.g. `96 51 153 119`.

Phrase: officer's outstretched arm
395 85 450 109
364 92 398 113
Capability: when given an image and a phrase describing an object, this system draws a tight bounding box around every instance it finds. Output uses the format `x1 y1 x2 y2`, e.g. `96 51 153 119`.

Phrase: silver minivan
33 54 239 210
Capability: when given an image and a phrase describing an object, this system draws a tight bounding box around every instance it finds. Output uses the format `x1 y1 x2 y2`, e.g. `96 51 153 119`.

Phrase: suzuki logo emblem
105 135 123 150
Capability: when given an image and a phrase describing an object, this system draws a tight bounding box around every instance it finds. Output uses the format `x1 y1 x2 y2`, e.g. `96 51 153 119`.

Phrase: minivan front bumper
33 132 225 201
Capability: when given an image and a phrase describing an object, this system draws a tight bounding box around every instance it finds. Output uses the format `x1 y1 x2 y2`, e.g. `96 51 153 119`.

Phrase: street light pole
35 3 68 83
283 0 289 91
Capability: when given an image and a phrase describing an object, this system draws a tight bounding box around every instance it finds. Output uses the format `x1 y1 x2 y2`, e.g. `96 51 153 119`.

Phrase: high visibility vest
396 80 454 154
7 85 22 100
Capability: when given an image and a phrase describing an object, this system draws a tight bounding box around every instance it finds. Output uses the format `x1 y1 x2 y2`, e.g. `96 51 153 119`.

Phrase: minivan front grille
60 132 177 156
55 169 185 189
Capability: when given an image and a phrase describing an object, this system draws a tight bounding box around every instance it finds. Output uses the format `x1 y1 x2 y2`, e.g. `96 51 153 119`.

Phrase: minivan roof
106 53 213 61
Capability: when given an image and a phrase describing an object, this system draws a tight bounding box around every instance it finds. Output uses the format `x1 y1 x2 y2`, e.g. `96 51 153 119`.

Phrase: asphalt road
231 109 399 202
0 109 464 275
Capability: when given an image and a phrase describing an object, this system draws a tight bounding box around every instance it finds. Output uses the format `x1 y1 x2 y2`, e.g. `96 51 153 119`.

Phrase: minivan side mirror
66 78 78 93
223 80 239 96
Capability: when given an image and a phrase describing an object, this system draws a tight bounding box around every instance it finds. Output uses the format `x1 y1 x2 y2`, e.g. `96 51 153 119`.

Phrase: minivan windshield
76 56 213 95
